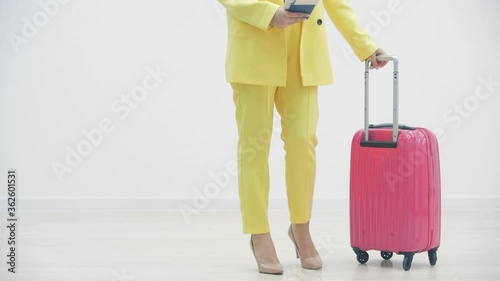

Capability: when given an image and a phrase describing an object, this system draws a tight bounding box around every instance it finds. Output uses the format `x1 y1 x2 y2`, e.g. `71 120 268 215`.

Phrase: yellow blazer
219 0 378 86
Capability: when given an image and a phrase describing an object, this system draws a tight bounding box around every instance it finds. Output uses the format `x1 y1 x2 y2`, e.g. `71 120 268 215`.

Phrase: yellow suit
219 0 378 234
219 0 378 86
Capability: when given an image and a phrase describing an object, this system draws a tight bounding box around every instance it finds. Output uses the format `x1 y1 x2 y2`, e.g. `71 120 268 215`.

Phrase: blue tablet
284 0 319 15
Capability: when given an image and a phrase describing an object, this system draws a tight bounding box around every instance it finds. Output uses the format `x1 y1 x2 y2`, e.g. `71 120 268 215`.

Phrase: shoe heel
249 236 283 275
288 224 323 270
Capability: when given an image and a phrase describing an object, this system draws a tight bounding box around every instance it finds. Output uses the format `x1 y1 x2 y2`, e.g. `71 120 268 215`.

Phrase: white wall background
1 0 499 215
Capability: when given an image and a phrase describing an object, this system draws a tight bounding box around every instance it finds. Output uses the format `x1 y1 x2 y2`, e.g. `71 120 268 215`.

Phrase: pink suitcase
349 56 441 271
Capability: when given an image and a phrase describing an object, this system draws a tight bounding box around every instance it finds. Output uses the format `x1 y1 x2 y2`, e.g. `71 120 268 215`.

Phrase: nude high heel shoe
249 237 283 275
288 225 322 270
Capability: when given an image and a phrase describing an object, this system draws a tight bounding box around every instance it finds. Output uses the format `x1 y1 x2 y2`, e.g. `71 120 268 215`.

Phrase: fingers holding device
270 0 319 29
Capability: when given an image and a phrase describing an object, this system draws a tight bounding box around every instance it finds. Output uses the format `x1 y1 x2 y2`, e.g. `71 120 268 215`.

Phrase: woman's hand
369 48 388 69
269 7 309 29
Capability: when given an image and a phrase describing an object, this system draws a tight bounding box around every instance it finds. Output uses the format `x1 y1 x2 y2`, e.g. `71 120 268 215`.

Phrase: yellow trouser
231 21 319 234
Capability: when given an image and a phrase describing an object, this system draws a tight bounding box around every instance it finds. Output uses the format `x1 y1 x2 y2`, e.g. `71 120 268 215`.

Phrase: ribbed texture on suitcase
350 128 441 254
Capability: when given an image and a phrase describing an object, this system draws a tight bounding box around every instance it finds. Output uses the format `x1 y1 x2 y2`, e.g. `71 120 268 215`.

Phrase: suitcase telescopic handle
361 55 400 148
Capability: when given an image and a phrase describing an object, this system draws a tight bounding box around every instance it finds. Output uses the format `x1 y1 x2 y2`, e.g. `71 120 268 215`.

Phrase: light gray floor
0 209 498 281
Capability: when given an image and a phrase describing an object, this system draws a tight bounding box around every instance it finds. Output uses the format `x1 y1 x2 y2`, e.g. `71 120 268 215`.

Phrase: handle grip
374 55 399 62
365 55 399 70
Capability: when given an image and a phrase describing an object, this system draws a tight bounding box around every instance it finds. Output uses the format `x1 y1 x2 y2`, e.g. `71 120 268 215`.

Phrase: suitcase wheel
380 251 393 260
356 251 369 264
402 254 414 271
428 247 438 266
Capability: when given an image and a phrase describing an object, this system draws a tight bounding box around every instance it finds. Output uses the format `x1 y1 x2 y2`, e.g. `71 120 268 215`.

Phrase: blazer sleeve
218 0 280 32
324 0 378 61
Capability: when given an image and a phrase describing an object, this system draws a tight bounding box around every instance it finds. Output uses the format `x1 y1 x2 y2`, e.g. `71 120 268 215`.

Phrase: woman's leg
275 83 319 224
275 20 321 261
232 82 282 272
275 80 321 261
231 82 276 234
